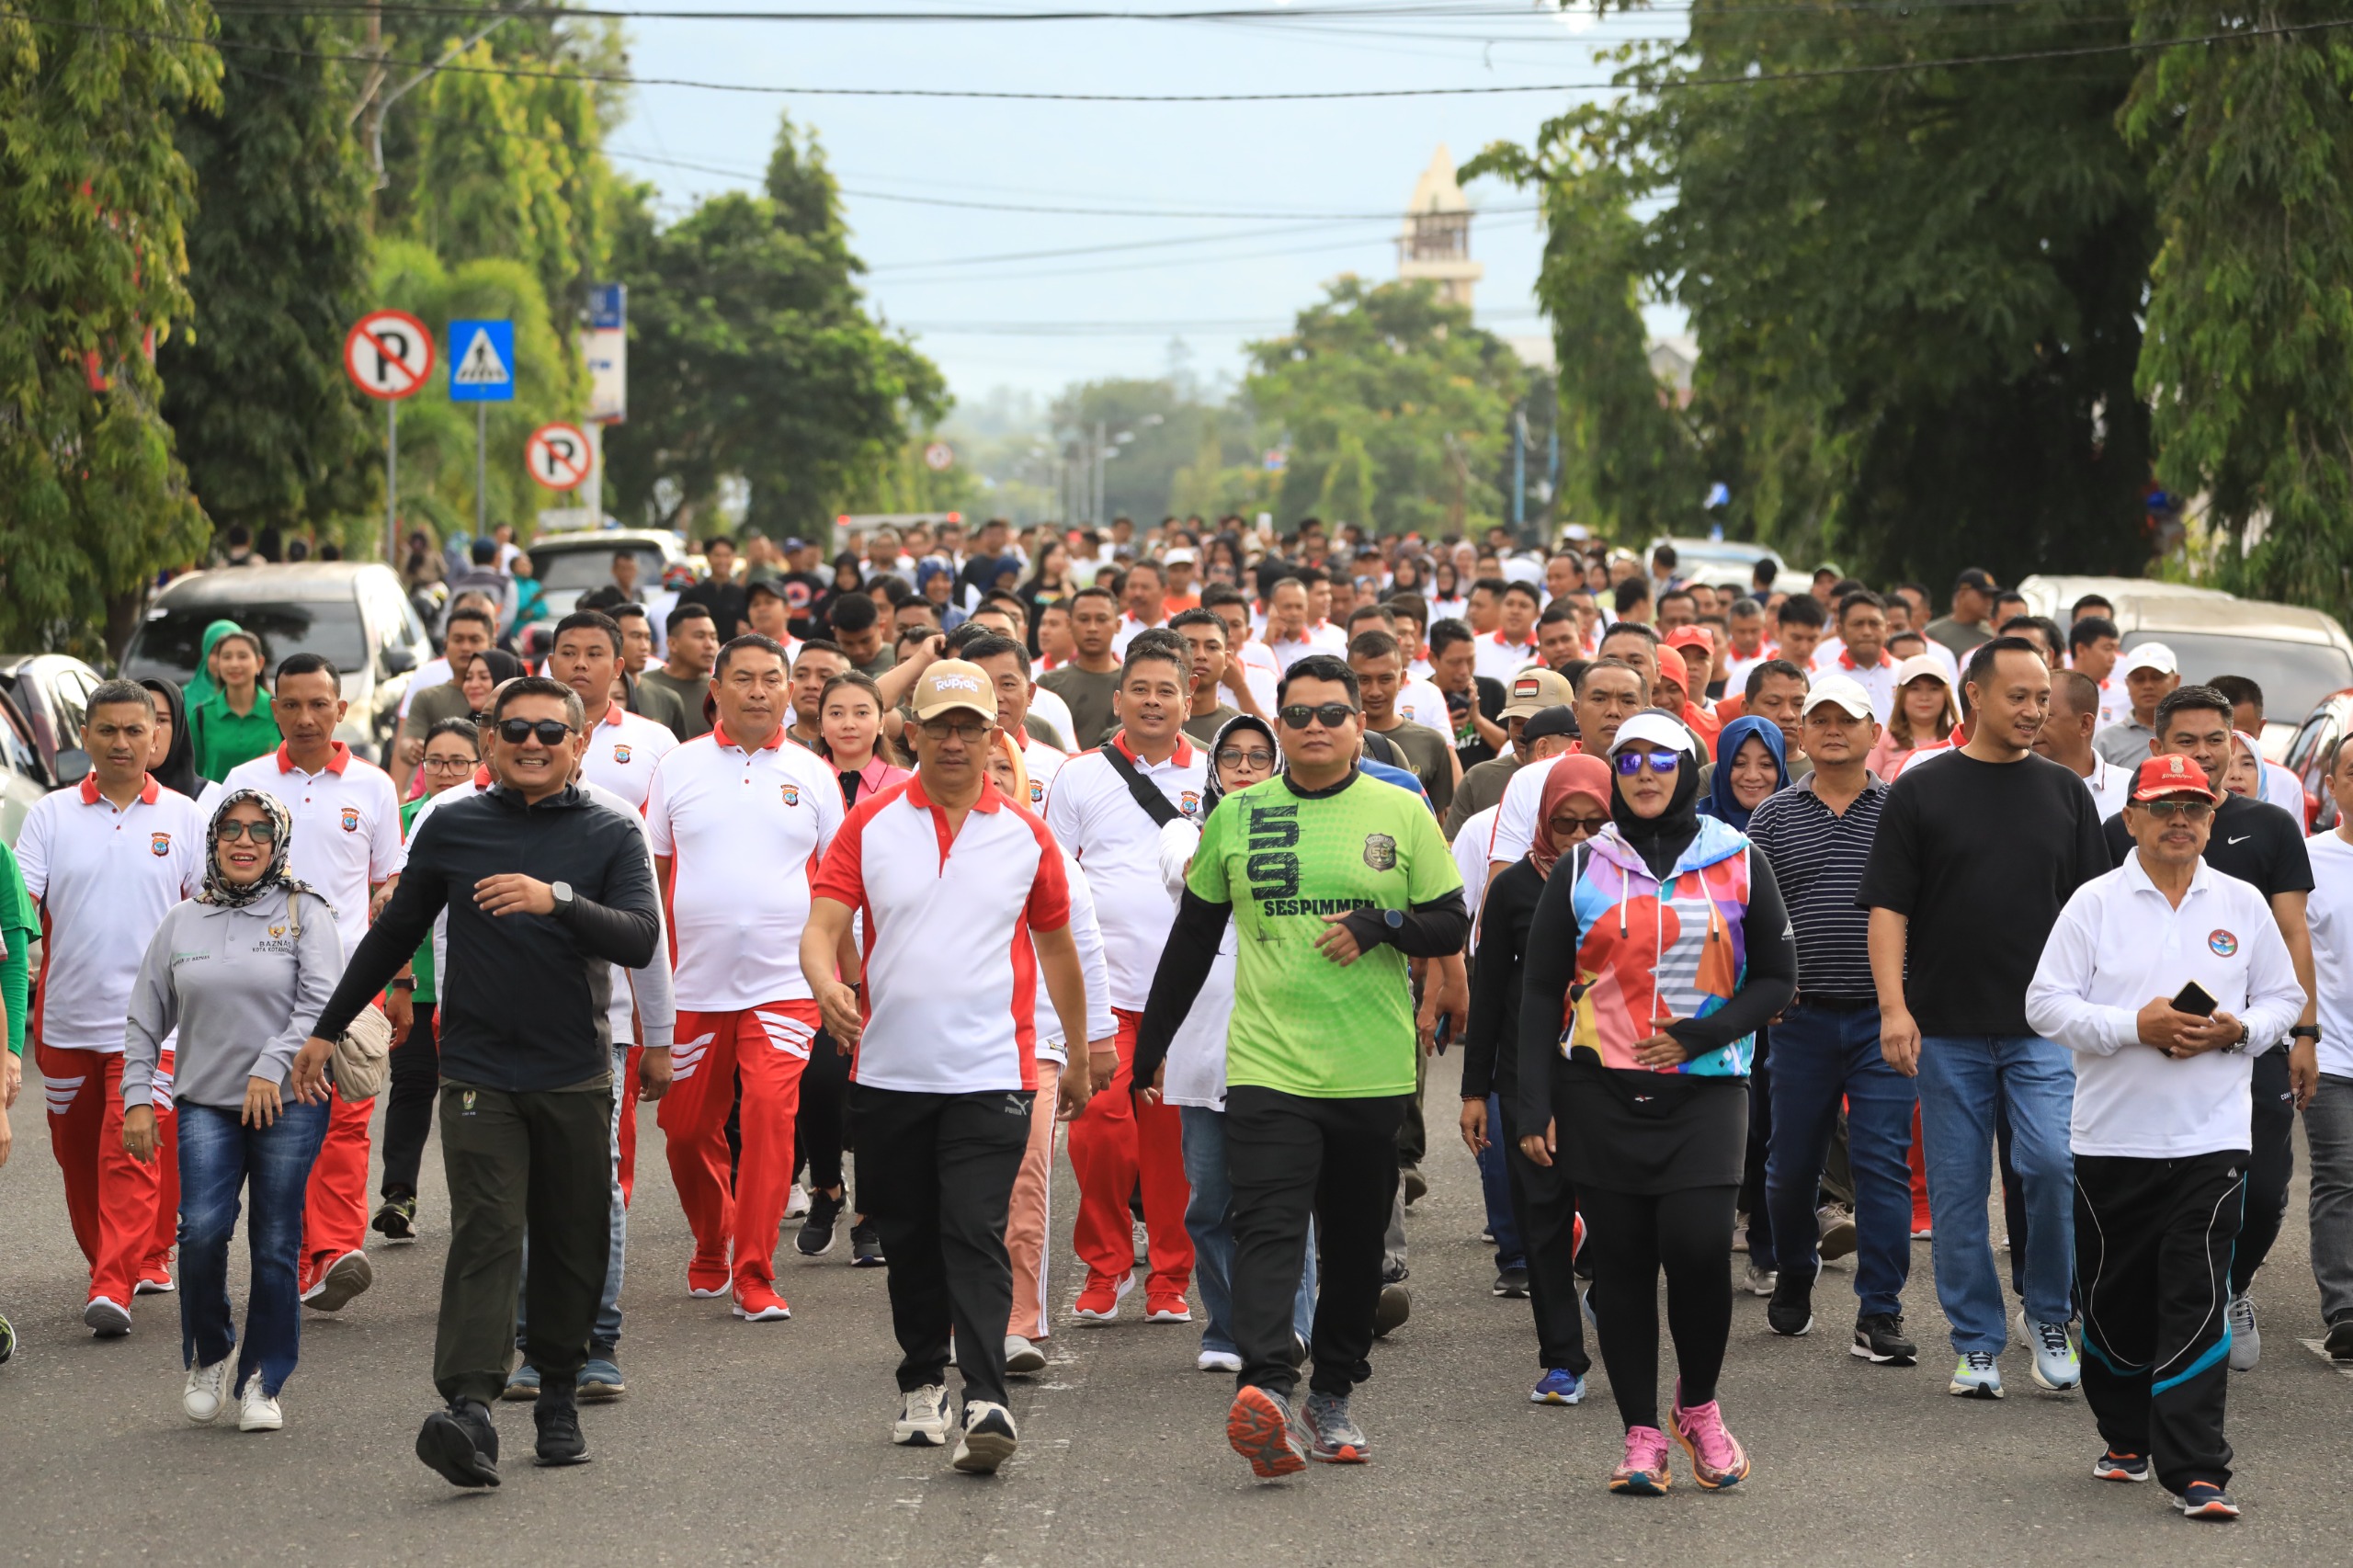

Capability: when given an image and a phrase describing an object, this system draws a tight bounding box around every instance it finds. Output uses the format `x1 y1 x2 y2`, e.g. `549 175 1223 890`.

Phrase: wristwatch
1381 908 1404 933
551 880 575 919
388 978 416 994
2225 1019 2251 1053
2291 1024 2322 1042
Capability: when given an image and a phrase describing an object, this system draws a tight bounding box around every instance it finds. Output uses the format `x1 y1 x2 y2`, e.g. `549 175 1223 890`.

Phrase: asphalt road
4 1074 2351 1568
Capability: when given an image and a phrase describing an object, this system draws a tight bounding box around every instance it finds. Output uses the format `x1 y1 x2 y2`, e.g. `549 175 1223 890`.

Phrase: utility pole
1510 406 1527 537
1093 421 1107 525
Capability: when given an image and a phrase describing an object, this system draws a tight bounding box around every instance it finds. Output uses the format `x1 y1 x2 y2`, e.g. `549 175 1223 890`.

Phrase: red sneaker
732 1283 791 1323
688 1260 731 1299
133 1267 176 1297
1145 1292 1192 1324
1073 1272 1134 1321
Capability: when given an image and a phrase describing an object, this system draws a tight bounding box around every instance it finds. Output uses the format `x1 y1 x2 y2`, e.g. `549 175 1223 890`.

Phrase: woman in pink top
1867 655 1957 779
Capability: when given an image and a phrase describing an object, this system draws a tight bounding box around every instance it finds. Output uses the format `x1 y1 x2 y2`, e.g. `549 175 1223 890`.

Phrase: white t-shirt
1455 805 1499 948
2303 831 2353 1080
1397 677 1449 735
1473 631 1541 688
17 777 206 1052
220 744 403 973
576 703 679 812
1487 754 1568 868
644 724 845 1011
2077 754 2132 822
1043 736 1207 1012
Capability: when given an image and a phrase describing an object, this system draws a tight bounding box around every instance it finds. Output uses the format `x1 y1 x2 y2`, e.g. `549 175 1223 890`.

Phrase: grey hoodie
122 885 343 1110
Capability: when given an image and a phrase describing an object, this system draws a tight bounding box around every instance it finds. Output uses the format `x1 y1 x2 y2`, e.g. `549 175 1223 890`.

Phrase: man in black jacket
297 677 660 1487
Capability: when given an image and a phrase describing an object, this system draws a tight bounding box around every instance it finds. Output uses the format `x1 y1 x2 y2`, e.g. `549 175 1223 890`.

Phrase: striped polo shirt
1744 771 1887 1003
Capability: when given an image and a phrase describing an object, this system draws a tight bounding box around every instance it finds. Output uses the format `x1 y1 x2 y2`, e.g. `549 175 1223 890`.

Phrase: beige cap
1893 653 1949 689
1501 667 1574 720
909 659 997 723
1803 674 1876 720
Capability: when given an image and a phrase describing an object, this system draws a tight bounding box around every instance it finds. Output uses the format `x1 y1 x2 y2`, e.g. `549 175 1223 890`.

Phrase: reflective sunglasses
2142 797 2214 821
497 718 576 746
216 819 278 845
1279 702 1358 731
1214 746 1277 771
1614 750 1682 775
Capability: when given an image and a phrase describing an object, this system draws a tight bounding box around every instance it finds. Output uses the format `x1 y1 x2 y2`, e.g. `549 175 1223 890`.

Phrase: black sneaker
1493 1265 1530 1299
415 1398 501 1488
797 1189 845 1257
533 1385 591 1467
1767 1274 1813 1337
850 1221 886 1267
1852 1312 1917 1366
372 1194 417 1242
2327 1316 2353 1362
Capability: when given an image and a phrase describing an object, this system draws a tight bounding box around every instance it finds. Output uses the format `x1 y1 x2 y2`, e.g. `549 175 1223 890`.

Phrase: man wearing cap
2097 684 2319 1372
1663 626 1717 712
2028 753 2302 1520
1747 675 1919 1366
1445 671 1575 839
2097 645 2183 767
801 658 1091 1474
1925 570 2001 659
1162 548 1202 615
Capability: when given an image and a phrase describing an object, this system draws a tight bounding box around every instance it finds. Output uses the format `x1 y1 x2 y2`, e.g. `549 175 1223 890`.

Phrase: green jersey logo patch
1362 833 1397 872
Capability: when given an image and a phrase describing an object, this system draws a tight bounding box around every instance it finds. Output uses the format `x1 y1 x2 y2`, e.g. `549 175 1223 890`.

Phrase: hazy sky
609 1 1676 411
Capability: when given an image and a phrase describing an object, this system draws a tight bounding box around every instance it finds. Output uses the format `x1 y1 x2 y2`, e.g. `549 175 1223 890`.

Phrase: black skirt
1552 1058 1748 1195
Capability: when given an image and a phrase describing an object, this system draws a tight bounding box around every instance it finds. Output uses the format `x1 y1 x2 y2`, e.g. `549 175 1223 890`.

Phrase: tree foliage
1246 277 1521 536
0 4 219 653
2125 3 2353 608
160 8 377 551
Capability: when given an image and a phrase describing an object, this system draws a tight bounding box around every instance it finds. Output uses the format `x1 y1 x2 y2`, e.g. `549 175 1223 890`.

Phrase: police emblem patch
1180 790 1202 818
1362 833 1397 871
1029 780 1045 805
339 806 359 833
614 744 631 765
150 832 171 857
781 782 801 806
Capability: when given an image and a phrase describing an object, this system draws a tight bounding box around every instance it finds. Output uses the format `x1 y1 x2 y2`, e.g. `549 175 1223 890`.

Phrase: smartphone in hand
2172 980 2219 1018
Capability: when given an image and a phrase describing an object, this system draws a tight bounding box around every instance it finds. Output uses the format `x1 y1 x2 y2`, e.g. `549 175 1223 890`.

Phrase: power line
25 9 2353 105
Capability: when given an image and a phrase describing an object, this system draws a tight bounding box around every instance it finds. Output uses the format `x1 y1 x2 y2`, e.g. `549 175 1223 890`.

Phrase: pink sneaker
1609 1426 1671 1495
1669 1383 1750 1489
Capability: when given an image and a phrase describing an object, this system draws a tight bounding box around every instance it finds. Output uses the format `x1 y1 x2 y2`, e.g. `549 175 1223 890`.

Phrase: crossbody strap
1097 741 1184 827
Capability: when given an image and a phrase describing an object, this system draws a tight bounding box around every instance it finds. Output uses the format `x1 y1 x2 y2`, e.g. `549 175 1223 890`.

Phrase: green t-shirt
398 796 437 1005
1187 770 1462 1099
190 688 280 782
0 836 37 1055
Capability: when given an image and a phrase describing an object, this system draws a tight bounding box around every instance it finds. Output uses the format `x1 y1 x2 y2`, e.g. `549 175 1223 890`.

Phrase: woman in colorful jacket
1516 709 1796 1497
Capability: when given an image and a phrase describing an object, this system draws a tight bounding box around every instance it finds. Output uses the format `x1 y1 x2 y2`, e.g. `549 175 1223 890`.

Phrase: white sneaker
2027 1317 2081 1392
237 1380 283 1432
2227 1292 2259 1370
952 1399 1018 1473
183 1358 231 1424
785 1184 812 1219
84 1296 132 1337
1004 1335 1048 1375
893 1383 950 1447
1197 1348 1244 1373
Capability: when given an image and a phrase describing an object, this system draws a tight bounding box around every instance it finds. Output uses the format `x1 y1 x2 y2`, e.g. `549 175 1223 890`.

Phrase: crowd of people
3 513 2350 1522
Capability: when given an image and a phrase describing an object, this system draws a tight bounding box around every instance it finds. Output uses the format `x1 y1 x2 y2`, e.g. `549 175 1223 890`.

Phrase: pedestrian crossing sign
446 319 515 403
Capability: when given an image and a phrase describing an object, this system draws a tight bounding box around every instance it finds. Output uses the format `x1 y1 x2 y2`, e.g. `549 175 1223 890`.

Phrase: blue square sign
447 319 516 403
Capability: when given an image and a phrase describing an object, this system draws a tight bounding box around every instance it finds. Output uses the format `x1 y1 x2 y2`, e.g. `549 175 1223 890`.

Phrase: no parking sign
526 423 592 491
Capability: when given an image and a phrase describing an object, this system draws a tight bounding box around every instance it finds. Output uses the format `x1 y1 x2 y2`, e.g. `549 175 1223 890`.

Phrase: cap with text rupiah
2131 754 2218 803
1502 667 1575 720
2120 643 2177 678
910 660 997 724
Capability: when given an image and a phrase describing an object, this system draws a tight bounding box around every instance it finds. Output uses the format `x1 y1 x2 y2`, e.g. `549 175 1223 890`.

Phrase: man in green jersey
1134 653 1468 1479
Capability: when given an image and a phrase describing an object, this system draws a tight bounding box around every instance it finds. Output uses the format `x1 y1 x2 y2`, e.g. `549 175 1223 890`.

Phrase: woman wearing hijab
183 619 244 710
1699 716 1789 833
121 789 341 1433
1461 751 1611 1407
188 629 279 783
138 679 204 805
1516 710 1797 1494
458 649 525 722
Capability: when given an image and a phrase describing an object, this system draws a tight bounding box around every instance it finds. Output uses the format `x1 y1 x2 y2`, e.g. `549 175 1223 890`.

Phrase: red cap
2131 754 2218 803
1665 625 1714 654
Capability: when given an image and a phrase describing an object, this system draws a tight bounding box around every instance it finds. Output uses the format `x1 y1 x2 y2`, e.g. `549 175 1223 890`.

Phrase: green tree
1245 277 1520 537
0 5 219 654
1317 427 1379 526
605 116 944 539
160 10 378 553
2125 4 2353 610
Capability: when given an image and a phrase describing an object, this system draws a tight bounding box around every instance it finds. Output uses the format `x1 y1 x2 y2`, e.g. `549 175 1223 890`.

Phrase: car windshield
122 602 368 685
2123 631 2353 720
537 546 665 594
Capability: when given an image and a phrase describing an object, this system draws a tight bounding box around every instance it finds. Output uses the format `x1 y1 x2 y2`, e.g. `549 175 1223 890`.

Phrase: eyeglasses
1549 814 1609 838
216 820 278 845
2142 798 2214 820
497 718 576 746
1214 746 1277 771
423 755 477 772
918 716 992 744
1614 750 1682 775
1279 703 1358 731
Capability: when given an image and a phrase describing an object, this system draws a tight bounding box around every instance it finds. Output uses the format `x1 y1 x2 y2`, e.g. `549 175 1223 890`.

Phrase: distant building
1648 335 1698 409
1397 145 1483 310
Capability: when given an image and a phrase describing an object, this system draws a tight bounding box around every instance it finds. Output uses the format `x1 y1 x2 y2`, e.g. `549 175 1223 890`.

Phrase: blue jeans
518 1045 631 1353
1765 1003 1916 1316
176 1096 331 1398
1179 1105 1315 1355
1915 1034 2075 1353
1478 1094 1524 1267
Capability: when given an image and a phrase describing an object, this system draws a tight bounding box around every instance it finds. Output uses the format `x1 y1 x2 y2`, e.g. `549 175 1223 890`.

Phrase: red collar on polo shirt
1486 629 1536 648
472 765 494 789
1838 648 1894 673
906 774 1006 814
596 703 625 730
80 772 162 806
274 741 352 775
712 721 788 754
1113 730 1195 768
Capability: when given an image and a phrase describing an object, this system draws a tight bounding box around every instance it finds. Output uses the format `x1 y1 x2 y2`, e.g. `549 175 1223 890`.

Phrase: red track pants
37 1046 173 1305
1067 1010 1193 1294
301 1095 375 1287
660 1001 815 1294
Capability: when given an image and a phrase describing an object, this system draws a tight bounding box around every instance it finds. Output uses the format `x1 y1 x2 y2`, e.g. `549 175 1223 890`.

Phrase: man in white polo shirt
21 681 205 1335
1824 591 1899 722
646 634 845 1324
2028 754 2303 1520
551 610 678 812
801 659 1091 1474
1473 582 1543 687
961 631 1064 809
1045 630 1207 1324
222 654 403 1314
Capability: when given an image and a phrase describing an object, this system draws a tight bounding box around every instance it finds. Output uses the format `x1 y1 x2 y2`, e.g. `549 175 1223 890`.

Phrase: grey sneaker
2226 1293 2259 1371
1742 1262 1779 1297
2027 1318 2081 1392
893 1383 950 1447
1301 1390 1370 1462
577 1355 625 1402
1004 1335 1048 1375
502 1362 540 1402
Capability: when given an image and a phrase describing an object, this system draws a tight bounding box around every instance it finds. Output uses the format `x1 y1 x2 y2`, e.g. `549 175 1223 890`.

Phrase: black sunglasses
497 718 576 746
1279 702 1358 731
216 820 278 844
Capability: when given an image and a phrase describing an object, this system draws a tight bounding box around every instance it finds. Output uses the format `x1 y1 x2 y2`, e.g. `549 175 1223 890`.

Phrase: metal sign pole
386 399 399 564
475 403 488 539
